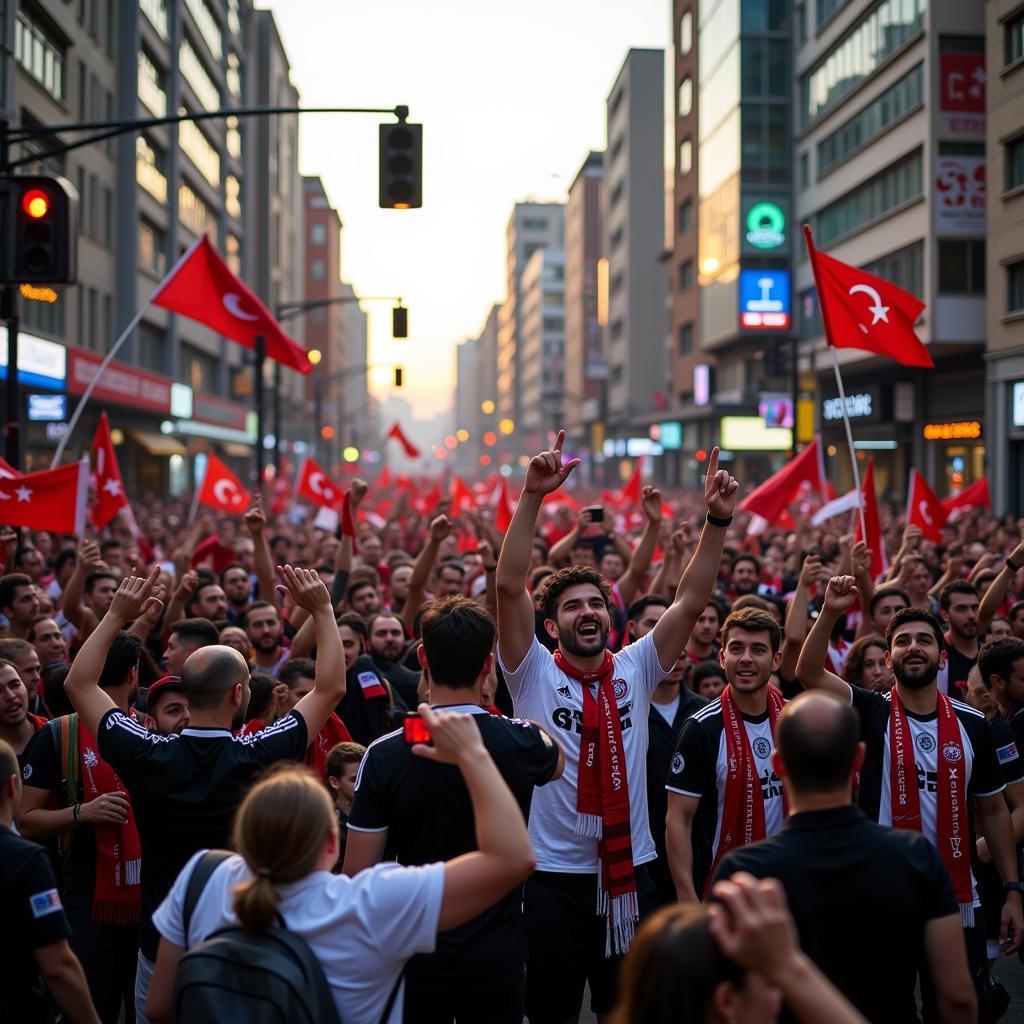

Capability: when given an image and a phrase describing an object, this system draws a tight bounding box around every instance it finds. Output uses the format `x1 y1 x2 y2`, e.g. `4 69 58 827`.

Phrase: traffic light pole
2 285 20 469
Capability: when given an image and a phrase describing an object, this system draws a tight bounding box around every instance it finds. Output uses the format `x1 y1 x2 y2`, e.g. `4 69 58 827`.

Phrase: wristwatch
1008 559 1023 573
1003 881 1024 894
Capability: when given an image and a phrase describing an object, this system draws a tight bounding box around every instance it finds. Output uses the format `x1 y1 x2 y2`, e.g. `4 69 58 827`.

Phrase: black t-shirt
0 825 72 1024
371 656 421 710
97 707 308 959
714 805 957 1024
335 654 402 747
348 704 559 976
943 636 977 698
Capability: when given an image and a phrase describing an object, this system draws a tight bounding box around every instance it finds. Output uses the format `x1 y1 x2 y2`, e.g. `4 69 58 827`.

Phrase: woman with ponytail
144 704 537 1024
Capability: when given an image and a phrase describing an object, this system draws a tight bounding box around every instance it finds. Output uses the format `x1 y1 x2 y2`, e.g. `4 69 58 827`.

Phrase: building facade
518 247 566 448
986 0 1024 513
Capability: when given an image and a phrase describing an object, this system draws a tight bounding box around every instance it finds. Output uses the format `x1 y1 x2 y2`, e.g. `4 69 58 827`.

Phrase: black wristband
706 512 733 528
72 803 82 825
1008 559 1022 574
1004 881 1024 894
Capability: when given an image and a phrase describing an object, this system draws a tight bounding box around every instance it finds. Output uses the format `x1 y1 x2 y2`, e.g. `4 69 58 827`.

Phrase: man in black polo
343 595 563 1024
713 692 976 1024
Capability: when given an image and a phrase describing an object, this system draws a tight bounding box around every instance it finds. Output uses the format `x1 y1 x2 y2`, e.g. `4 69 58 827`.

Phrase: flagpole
51 235 207 468
803 224 867 542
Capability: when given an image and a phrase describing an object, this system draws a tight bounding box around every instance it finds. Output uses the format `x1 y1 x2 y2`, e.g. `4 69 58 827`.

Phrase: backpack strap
379 971 402 1024
182 850 232 945
267 923 343 1024
55 713 79 865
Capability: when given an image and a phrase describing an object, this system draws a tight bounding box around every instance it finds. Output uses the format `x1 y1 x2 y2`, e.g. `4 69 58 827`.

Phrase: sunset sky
266 0 670 420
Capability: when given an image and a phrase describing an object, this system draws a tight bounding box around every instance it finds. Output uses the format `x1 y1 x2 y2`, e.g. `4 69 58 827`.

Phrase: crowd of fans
3 435 1024 1023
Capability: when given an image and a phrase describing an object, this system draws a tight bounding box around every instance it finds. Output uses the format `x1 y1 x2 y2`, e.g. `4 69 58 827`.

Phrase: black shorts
524 865 659 1023
403 963 525 1024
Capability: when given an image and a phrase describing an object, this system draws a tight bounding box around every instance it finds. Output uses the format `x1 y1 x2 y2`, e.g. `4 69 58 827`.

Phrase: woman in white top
144 704 538 1024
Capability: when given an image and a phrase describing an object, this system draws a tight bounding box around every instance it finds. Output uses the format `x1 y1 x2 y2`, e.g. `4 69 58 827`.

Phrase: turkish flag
0 459 89 534
0 457 21 480
906 469 948 543
618 460 643 506
493 475 515 533
90 412 128 529
804 227 932 367
450 475 475 514
295 457 342 509
740 438 827 525
413 481 441 516
197 453 248 514
376 466 392 489
942 476 990 513
385 422 420 459
151 235 313 373
855 459 888 577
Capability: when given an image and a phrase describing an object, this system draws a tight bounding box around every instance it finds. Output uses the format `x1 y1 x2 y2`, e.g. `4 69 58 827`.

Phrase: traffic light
394 367 404 388
392 304 408 338
379 122 422 209
0 175 78 284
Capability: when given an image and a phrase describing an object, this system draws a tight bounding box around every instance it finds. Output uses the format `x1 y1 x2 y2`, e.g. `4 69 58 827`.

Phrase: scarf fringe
604 891 639 957
91 898 141 925
575 813 603 839
960 903 975 928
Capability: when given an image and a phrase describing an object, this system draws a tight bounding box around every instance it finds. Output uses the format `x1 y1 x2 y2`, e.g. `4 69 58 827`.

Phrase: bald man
712 693 975 1024
63 565 346 1022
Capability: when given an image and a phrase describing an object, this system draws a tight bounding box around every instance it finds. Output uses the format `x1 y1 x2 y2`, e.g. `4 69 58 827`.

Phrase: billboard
739 270 790 330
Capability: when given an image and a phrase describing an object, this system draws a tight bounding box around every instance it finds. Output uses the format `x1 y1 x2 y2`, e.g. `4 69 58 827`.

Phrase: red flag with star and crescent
151 235 313 373
804 226 932 367
906 469 948 543
295 456 342 510
90 412 128 529
197 453 248 514
0 459 90 534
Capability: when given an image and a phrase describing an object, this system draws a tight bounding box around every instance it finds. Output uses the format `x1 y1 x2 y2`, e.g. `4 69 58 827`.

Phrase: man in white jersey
797 576 1024 1019
495 431 738 1024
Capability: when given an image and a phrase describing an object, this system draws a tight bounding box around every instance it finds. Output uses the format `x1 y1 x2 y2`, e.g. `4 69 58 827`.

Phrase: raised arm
548 508 592 567
794 576 858 698
651 448 738 670
616 486 663 606
330 480 365 609
401 514 451 634
979 538 1024 635
779 555 825 681
244 502 276 605
162 569 198 630
650 525 691 600
60 541 101 636
496 430 579 671
278 565 346 740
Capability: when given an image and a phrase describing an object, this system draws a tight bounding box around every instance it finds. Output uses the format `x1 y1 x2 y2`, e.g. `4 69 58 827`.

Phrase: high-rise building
795 0 986 496
455 334 479 471
495 202 564 430
603 50 667 453
336 281 369 450
563 150 605 475
985 0 1024 513
454 303 499 467
518 248 565 448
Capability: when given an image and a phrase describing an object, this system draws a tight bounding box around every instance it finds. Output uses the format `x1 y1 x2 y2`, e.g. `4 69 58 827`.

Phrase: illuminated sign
19 283 58 303
1014 382 1024 428
28 393 67 421
603 438 664 457
759 393 793 429
659 422 682 450
823 393 874 421
720 416 792 451
739 270 790 329
923 421 982 440
694 364 711 405
745 202 786 249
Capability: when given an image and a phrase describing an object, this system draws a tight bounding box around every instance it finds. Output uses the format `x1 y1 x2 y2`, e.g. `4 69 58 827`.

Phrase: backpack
174 851 402 1024
42 713 79 866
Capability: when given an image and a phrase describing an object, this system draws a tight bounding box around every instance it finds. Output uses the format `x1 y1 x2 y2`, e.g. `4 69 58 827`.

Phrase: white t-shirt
652 695 680 726
497 630 671 873
152 851 444 1024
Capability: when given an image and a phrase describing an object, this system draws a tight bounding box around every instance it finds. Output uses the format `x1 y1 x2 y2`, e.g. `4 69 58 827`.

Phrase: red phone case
403 715 431 745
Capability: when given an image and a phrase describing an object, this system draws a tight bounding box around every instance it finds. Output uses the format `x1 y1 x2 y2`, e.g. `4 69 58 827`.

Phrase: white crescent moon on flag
847 284 890 333
213 479 240 505
918 500 933 526
309 472 326 495
223 292 260 321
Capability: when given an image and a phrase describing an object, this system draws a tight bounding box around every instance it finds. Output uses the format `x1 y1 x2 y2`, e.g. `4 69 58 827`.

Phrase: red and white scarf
554 649 637 956
889 689 973 925
707 684 787 890
78 719 141 924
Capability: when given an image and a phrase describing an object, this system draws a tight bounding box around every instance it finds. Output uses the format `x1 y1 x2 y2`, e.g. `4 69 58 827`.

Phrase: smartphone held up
403 712 432 746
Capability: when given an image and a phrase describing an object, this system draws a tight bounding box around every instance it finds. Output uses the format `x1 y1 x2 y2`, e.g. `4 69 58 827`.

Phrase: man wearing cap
141 677 189 737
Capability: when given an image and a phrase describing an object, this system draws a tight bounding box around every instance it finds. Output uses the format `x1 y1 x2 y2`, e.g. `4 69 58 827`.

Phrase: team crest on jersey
557 685 571 698
942 742 963 764
671 753 685 775
83 749 99 769
916 733 936 754
997 742 1020 766
612 679 628 701
752 737 772 759
22 763 32 780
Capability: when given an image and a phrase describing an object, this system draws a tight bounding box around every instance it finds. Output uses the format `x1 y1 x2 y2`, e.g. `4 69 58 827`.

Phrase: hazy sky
265 0 670 420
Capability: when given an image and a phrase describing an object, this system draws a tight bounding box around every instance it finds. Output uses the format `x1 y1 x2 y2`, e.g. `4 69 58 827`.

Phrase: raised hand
823 575 860 616
851 540 873 578
641 485 663 524
275 564 330 613
523 430 580 496
799 554 825 590
109 566 161 623
349 478 369 507
429 514 453 543
135 591 166 632
703 447 739 519
244 501 266 535
174 569 199 600
409 703 487 765
78 540 102 570
668 524 692 558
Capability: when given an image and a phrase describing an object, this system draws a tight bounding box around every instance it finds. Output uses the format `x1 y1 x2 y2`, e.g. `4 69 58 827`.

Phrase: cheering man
797 576 1024 1014
495 432 737 1024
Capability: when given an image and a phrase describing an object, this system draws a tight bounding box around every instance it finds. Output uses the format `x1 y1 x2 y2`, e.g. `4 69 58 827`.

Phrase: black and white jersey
665 697 785 895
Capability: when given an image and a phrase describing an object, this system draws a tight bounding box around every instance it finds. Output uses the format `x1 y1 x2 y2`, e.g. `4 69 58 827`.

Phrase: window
678 322 694 356
521 217 549 230
87 288 98 350
1006 10 1024 66
136 135 168 203
225 233 240 274
1009 261 1024 314
140 0 168 39
179 113 220 187
610 318 624 341
610 226 624 250
610 271 624 296
795 2 807 45
15 10 65 101
226 116 242 159
679 139 693 175
679 260 694 290
610 134 625 162
678 199 693 233
813 148 923 246
678 77 693 117
179 38 219 111
680 10 693 55
816 0 847 27
312 259 326 281
863 241 924 296
178 180 217 238
225 175 241 219
817 65 923 177
799 288 823 340
801 0 926 125
226 52 241 98
227 0 241 35
184 0 222 59
181 342 218 393
1007 136 1024 191
138 322 166 374
938 240 985 295
610 85 625 118
104 295 113 351
138 218 166 276
799 151 810 189
610 181 624 207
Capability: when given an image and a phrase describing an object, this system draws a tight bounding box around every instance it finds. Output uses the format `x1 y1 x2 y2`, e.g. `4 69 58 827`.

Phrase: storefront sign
658 422 682 450
822 392 874 421
923 420 982 440
939 52 986 137
759 393 793 428
1014 381 1024 428
694 364 711 405
28 393 67 421
745 202 786 250
720 416 791 451
739 270 790 329
934 156 985 236
0 327 66 391
602 438 664 458
193 391 248 431
67 348 171 413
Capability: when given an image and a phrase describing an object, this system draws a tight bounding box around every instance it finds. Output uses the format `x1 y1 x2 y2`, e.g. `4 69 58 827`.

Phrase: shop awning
222 442 253 458
129 431 187 457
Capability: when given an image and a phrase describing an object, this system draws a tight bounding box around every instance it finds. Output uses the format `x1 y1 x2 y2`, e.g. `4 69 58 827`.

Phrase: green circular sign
746 202 786 249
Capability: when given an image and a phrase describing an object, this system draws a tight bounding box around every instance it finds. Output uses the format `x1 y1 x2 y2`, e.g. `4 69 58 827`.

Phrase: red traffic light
21 188 50 219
